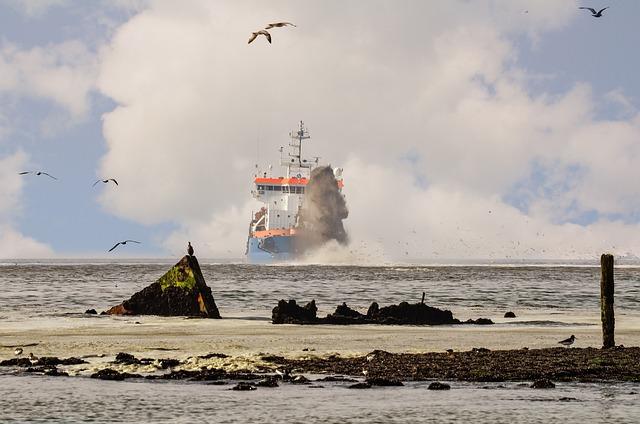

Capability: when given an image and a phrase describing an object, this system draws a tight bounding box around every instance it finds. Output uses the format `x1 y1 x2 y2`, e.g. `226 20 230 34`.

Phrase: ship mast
283 121 312 178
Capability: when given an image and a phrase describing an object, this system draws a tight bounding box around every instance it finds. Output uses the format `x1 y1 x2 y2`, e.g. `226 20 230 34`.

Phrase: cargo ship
246 122 344 263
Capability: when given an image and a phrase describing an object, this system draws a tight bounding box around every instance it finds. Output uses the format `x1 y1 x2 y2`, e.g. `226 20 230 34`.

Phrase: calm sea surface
1 261 639 423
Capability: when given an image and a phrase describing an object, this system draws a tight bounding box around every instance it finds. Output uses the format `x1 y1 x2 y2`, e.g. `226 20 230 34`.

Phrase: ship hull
246 235 298 263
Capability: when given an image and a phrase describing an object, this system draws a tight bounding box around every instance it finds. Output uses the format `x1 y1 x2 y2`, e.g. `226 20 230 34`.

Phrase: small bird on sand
19 171 57 179
265 22 296 29
93 178 118 187
579 7 609 17
108 240 141 252
558 335 576 347
188 242 194 256
14 347 23 356
248 30 271 44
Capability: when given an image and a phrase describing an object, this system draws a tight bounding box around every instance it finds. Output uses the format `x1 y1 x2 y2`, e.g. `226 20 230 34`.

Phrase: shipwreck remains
103 255 221 318
272 299 492 325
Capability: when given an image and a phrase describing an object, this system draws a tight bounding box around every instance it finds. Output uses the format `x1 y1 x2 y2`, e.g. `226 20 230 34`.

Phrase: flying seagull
579 7 609 17
14 347 23 356
19 171 57 179
248 30 271 44
93 178 118 187
265 22 296 29
108 240 141 252
558 335 576 347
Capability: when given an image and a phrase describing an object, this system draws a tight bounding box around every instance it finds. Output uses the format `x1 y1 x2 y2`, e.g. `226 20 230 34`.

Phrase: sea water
1 261 639 423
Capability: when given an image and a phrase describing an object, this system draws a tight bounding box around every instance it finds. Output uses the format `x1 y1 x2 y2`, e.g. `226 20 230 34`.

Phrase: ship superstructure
246 121 343 262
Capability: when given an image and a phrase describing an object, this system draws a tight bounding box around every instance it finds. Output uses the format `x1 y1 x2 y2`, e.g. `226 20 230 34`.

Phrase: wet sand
2 313 640 362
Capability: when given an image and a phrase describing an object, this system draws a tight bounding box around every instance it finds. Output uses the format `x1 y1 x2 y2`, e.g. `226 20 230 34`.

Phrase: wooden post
600 253 615 349
421 292 426 304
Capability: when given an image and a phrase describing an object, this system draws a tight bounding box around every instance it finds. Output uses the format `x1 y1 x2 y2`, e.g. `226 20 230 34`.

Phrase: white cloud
96 0 640 260
0 151 53 258
0 40 97 119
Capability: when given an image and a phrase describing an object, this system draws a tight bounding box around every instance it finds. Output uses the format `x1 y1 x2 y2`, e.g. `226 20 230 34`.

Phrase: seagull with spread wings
93 178 118 187
248 30 271 44
108 240 141 252
19 171 57 180
265 22 296 29
579 7 609 17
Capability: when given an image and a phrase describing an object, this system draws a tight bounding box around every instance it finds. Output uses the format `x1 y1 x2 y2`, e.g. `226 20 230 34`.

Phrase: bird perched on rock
188 242 194 256
558 335 576 347
18 171 57 179
265 22 296 29
93 178 118 187
248 30 271 44
108 239 141 252
579 7 608 17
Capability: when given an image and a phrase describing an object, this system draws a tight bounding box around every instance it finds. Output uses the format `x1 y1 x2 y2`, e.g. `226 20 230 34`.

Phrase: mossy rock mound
104 255 221 318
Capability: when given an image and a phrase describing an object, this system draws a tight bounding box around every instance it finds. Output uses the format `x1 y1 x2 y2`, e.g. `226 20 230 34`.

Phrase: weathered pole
421 292 426 305
600 253 615 349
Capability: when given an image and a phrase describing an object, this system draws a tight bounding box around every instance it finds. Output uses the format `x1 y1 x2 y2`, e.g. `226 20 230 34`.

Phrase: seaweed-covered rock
114 352 140 365
272 299 318 324
504 311 516 318
103 255 220 318
91 369 141 381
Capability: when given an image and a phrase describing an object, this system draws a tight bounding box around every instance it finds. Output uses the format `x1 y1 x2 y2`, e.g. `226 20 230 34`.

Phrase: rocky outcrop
103 255 220 318
272 299 491 326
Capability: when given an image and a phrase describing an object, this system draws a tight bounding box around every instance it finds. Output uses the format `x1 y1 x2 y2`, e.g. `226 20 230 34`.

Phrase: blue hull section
246 236 297 263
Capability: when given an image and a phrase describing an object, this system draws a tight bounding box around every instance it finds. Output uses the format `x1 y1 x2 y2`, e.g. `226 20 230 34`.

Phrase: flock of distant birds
19 171 136 252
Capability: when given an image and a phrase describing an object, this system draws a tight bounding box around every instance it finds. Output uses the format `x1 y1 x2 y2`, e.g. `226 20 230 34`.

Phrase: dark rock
290 375 310 384
348 382 372 389
256 377 279 387
199 353 229 359
315 376 358 382
103 255 221 318
366 302 379 317
428 382 451 390
531 379 555 389
465 318 494 325
272 299 461 325
272 299 318 324
44 368 69 377
114 352 140 365
91 369 141 381
367 377 404 387
158 358 180 369
34 357 86 366
231 382 257 391
333 302 362 318
84 309 97 315
472 347 491 353
504 311 516 318
0 358 32 367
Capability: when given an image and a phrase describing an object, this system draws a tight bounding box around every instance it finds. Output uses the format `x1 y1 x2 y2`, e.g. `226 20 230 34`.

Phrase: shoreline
2 347 640 385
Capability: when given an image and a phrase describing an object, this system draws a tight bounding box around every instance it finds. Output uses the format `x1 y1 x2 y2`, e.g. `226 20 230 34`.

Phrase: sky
1 0 640 261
